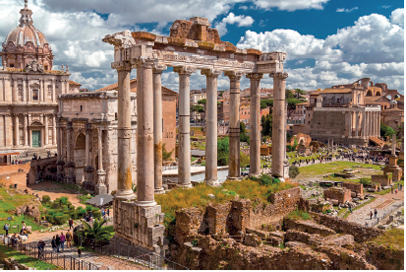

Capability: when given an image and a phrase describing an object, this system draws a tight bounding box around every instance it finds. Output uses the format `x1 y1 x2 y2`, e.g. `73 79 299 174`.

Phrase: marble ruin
102 17 288 251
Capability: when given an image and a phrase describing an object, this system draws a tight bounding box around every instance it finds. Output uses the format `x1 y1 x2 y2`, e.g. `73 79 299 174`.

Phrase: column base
135 200 158 207
205 179 221 187
115 189 136 200
95 184 108 195
176 183 193 189
154 187 166 194
226 176 242 181
249 173 261 179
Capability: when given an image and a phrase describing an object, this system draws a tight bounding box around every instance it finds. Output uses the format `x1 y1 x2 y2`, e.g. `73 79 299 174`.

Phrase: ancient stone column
378 111 381 138
84 123 94 188
372 111 376 137
174 66 195 188
96 126 107 194
27 114 31 146
14 114 19 146
136 58 156 206
153 64 167 193
24 114 28 146
56 120 65 177
115 63 135 199
354 111 359 138
391 134 396 155
225 71 244 180
201 69 222 186
52 115 57 145
44 115 49 145
66 121 75 183
348 111 353 138
271 72 288 178
361 111 366 138
246 73 263 177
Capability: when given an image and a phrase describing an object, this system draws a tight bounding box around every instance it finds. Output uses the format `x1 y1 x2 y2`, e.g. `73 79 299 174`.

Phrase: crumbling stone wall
343 182 363 195
323 187 351 204
175 207 205 244
365 243 404 270
371 174 392 186
310 212 384 242
206 202 231 237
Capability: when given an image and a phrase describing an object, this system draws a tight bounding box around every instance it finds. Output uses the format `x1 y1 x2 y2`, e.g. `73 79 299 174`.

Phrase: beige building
0 1 75 155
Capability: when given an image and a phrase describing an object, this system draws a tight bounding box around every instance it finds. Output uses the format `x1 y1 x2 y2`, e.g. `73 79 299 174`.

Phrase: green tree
217 137 229 166
162 143 174 162
240 152 250 168
261 114 273 137
76 219 112 247
260 99 273 109
380 123 396 139
293 137 298 150
240 122 250 144
197 99 206 105
190 105 204 113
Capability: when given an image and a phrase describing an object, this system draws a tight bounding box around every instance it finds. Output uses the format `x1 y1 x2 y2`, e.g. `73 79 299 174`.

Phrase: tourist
395 188 398 194
69 218 74 230
374 209 378 219
107 209 110 217
51 236 56 252
37 240 45 259
60 232 66 251
11 234 18 247
66 230 72 248
78 247 82 258
349 206 352 213
365 222 368 227
369 211 373 220
55 234 61 253
4 223 9 236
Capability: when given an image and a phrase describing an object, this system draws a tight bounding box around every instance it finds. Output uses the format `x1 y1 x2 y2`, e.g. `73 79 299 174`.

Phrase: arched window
76 133 86 149
376 92 381 96
366 90 372 96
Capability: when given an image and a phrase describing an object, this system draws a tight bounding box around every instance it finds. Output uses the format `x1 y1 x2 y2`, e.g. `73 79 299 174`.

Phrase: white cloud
336 7 358 13
390 8 404 27
215 12 254 36
252 0 329 11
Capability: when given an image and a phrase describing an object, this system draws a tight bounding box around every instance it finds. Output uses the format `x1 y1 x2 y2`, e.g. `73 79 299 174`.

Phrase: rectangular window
32 89 38 101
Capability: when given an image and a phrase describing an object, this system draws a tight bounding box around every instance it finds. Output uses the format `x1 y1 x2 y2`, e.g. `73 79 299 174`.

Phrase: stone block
244 233 262 247
264 236 283 247
323 187 351 204
246 228 269 239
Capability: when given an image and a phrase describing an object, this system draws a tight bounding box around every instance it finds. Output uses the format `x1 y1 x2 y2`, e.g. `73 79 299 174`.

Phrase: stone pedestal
113 198 166 254
66 162 76 184
82 166 95 191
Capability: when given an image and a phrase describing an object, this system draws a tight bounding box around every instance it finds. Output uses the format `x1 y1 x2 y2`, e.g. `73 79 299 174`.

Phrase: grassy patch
77 195 93 205
286 209 312 221
156 179 298 229
374 185 399 195
369 228 404 250
0 245 60 270
297 162 381 179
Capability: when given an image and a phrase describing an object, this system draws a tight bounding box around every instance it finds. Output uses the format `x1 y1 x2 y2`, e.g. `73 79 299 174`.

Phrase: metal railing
97 240 189 270
8 242 99 270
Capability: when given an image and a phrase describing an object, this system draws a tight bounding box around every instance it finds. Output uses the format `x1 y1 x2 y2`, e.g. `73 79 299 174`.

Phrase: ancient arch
366 90 373 96
376 91 381 96
74 133 86 183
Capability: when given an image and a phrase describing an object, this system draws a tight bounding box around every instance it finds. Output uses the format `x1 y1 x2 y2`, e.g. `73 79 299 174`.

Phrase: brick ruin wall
371 174 392 186
323 187 351 204
310 212 384 242
175 187 301 243
342 182 363 195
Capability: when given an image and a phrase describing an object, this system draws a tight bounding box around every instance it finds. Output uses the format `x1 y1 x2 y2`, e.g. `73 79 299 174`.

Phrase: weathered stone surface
244 233 262 247
323 187 351 204
343 182 364 195
283 218 336 236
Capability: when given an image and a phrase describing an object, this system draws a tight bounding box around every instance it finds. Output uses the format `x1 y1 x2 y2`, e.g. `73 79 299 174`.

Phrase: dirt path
24 181 86 208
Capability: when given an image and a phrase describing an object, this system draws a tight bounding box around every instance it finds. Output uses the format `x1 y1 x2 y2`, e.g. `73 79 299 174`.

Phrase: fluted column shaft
225 71 243 180
44 115 49 145
355 111 359 138
24 114 28 146
136 59 156 205
174 66 195 188
52 115 57 145
153 65 167 192
349 111 353 138
271 72 288 178
116 65 135 199
96 125 107 194
66 122 72 163
361 111 366 138
202 69 222 186
14 114 19 146
247 73 263 177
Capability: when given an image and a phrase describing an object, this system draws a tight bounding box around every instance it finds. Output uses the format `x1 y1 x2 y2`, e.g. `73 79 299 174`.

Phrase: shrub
52 202 60 209
42 195 51 203
289 165 300 179
287 209 312 221
359 178 371 187
85 205 93 212
93 211 102 220
60 197 69 205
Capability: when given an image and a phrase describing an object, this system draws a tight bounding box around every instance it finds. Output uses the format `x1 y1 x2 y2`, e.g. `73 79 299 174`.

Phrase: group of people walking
51 231 72 253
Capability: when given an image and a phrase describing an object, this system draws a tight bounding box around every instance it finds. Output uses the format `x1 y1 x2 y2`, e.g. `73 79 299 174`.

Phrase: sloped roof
95 79 178 96
319 88 352 94
364 96 390 104
69 80 82 87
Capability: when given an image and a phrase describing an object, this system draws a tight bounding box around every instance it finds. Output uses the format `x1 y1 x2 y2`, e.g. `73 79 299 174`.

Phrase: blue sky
0 0 404 93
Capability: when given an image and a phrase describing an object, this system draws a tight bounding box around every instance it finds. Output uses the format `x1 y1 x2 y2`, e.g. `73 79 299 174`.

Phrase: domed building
0 0 79 163
1 0 53 70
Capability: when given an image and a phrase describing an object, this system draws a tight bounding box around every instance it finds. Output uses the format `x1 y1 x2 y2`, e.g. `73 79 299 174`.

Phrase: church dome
1 0 53 70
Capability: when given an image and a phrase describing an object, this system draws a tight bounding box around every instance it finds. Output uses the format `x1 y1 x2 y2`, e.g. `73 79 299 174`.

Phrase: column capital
174 66 196 76
270 72 288 79
112 61 132 71
131 57 156 69
66 122 73 131
246 73 263 81
153 63 167 74
224 71 245 81
201 68 222 78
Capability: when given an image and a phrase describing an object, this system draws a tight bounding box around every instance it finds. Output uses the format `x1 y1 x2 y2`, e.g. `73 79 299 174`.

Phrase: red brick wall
343 182 364 195
323 187 351 204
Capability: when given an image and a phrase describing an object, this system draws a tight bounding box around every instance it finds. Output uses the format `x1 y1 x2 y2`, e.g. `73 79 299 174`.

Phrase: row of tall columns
10 113 57 147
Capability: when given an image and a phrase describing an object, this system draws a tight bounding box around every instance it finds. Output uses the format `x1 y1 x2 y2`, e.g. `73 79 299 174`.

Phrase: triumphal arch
103 17 288 253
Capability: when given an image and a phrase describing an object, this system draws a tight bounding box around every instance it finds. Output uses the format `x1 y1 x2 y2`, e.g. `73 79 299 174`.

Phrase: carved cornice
173 66 196 76
270 72 288 79
201 68 222 78
85 122 92 132
131 57 156 69
102 30 136 49
66 122 73 131
153 63 167 74
111 61 132 71
224 71 245 81
246 73 263 81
